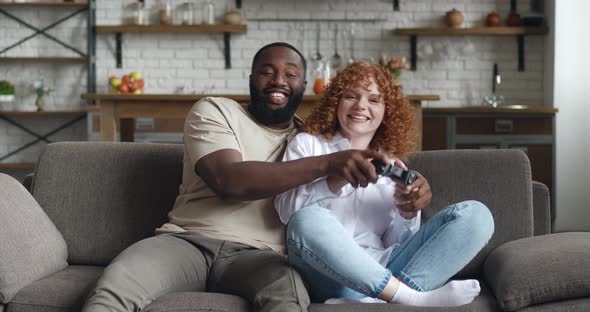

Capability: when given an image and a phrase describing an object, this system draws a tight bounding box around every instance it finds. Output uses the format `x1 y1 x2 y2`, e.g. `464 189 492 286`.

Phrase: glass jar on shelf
159 0 173 25
127 1 145 25
203 0 215 25
179 2 194 25
312 60 331 95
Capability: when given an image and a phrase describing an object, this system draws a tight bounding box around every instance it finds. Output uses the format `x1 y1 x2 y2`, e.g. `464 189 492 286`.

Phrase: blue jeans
286 200 494 303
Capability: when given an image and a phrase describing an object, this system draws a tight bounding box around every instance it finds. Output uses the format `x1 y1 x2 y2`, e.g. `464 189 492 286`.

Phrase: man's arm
196 148 389 201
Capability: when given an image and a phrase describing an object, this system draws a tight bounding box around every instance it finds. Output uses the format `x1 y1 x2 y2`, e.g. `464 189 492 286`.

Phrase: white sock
391 280 480 307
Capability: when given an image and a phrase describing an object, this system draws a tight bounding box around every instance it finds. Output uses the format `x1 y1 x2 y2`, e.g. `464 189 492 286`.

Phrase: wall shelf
394 26 548 71
0 109 88 116
0 2 88 8
0 163 35 170
0 56 88 62
96 24 247 69
0 110 88 163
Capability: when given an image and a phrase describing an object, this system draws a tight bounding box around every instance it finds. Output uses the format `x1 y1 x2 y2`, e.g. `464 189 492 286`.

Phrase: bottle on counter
203 0 215 24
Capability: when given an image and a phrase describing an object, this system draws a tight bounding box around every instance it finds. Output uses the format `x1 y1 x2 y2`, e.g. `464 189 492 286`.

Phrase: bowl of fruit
109 71 144 94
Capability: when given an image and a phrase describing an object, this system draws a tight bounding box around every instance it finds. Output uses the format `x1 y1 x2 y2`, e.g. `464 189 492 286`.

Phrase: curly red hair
303 62 417 157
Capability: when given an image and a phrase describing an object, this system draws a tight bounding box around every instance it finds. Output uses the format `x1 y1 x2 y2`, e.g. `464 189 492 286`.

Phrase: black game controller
371 159 419 186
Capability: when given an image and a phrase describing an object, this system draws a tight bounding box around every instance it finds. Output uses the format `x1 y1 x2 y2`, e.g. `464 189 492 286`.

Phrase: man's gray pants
82 233 310 312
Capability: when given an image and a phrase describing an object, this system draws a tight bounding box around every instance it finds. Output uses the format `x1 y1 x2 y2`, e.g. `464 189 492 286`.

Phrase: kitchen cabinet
422 106 557 219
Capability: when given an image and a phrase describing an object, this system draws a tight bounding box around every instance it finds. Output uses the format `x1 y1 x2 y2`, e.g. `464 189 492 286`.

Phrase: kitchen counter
81 93 440 142
423 106 558 114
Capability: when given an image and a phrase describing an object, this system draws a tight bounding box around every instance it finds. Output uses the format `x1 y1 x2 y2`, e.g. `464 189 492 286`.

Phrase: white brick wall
0 0 547 162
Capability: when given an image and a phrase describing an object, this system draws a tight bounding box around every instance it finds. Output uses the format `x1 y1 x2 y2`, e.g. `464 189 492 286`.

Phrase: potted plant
32 80 53 111
0 80 15 103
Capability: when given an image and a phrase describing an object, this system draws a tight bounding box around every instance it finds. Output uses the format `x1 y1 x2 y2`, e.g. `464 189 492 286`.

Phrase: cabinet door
508 144 553 192
422 116 447 150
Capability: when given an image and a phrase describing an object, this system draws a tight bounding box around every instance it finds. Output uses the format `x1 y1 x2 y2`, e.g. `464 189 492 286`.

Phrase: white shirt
274 132 421 266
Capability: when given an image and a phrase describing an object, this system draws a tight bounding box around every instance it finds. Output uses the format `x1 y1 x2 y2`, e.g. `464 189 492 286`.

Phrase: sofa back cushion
31 142 183 266
407 149 533 277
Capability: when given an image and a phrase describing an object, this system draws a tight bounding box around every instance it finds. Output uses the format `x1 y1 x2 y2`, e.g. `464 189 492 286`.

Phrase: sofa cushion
0 173 68 304
308 282 499 312
517 297 590 312
408 149 533 277
141 283 500 312
143 292 250 312
7 265 103 312
31 142 183 266
484 232 590 311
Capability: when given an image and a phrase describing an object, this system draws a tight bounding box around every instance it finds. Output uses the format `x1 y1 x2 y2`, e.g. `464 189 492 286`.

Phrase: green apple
130 71 142 81
110 77 122 87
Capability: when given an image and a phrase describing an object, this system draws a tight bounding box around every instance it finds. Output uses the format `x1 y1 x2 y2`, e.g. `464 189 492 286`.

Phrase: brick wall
0 0 547 162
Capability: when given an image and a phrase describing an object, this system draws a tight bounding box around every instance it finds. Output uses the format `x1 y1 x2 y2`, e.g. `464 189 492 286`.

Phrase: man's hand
393 173 432 219
325 149 389 189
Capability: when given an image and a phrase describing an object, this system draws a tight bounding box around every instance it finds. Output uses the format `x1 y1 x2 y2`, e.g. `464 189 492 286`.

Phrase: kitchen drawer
456 117 552 135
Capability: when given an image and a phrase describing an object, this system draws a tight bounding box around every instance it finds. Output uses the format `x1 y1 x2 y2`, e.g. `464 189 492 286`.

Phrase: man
82 42 433 312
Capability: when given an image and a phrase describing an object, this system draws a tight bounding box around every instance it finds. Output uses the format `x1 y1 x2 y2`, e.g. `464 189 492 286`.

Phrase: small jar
179 2 194 25
128 1 145 25
223 8 243 25
159 0 173 25
203 0 215 24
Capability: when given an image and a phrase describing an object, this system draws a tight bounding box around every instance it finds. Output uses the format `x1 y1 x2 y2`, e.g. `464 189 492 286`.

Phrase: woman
274 62 494 307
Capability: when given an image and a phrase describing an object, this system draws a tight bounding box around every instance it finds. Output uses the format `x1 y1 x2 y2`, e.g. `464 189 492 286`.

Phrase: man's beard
248 82 304 125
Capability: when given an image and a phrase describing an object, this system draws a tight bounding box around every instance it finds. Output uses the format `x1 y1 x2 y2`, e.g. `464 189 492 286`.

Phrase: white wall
0 0 548 160
553 0 590 231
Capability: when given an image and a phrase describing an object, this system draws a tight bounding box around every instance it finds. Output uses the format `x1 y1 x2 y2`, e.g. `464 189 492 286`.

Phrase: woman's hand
393 173 432 218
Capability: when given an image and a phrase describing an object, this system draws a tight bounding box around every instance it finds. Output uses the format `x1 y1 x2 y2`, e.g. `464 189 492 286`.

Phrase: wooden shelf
0 109 88 116
97 24 246 69
394 26 548 36
96 24 246 33
0 56 87 62
0 163 34 170
0 2 88 8
394 26 549 72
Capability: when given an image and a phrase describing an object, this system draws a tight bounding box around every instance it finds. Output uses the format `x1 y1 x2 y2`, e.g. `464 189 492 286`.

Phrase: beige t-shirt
157 97 298 254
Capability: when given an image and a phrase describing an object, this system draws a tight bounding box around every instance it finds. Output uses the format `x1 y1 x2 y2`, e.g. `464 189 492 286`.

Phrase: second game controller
371 159 419 186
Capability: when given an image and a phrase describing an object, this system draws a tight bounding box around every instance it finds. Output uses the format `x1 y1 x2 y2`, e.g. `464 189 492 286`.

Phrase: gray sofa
1 142 589 312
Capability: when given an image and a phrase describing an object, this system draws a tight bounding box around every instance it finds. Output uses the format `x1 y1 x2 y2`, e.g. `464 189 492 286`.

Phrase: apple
121 75 131 86
136 79 144 89
133 88 142 95
110 77 122 87
110 86 118 94
130 71 142 81
118 84 129 93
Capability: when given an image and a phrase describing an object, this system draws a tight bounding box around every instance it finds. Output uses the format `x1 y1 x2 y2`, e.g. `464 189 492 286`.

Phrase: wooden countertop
81 94 441 103
423 106 558 114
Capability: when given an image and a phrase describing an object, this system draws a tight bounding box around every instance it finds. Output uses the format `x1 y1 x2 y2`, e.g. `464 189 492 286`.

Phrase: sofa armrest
0 173 68 303
532 181 551 236
483 232 590 312
22 173 34 192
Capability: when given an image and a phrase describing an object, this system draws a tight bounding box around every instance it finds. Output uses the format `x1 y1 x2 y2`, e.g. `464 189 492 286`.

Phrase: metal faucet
492 63 501 94
484 63 504 107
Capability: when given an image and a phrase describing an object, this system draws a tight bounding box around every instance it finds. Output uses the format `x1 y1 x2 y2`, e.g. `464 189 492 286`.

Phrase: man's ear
303 80 307 89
